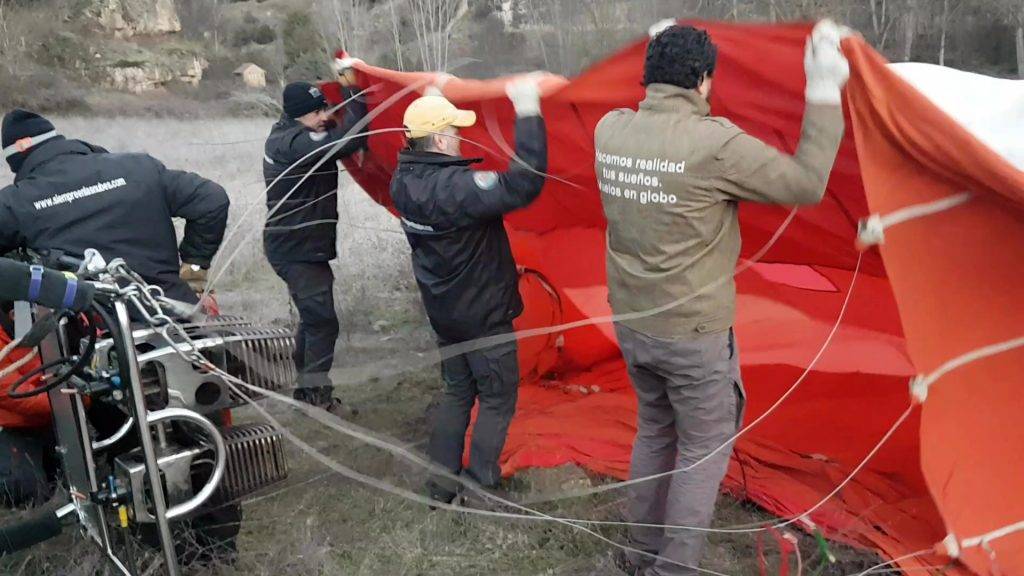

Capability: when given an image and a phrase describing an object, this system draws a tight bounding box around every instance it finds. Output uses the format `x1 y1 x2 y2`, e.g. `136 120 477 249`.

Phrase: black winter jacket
262 88 368 263
390 116 547 343
0 138 229 303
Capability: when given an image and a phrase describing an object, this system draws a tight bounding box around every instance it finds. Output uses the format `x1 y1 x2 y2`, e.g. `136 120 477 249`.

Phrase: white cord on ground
571 402 916 534
784 531 802 576
849 548 932 576
526 250 862 505
217 322 917 543
219 375 731 576
139 285 729 576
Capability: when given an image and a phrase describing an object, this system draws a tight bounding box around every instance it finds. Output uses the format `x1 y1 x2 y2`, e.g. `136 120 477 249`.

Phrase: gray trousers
427 331 519 499
615 324 746 576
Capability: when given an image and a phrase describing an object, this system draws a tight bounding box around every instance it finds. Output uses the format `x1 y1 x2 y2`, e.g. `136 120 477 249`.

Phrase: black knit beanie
283 82 327 119
2 109 59 173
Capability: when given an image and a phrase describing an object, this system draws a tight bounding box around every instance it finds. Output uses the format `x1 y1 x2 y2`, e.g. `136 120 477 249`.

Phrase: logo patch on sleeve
473 171 498 190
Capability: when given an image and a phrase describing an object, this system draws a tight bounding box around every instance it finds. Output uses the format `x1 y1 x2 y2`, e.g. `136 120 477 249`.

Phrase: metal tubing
92 417 134 451
145 407 227 520
113 300 180 576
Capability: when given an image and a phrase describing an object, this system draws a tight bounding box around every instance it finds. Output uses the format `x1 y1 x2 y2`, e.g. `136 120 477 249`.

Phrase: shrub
234 21 277 47
0 65 91 114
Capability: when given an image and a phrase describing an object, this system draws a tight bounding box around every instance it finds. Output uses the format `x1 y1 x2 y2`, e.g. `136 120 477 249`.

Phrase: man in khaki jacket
595 21 850 575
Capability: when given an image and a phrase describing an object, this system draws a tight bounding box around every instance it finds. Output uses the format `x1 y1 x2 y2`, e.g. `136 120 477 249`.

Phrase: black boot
293 386 319 406
314 386 359 417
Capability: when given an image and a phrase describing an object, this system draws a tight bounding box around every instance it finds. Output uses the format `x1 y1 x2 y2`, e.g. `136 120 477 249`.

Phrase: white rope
205 118 586 300
526 251 863 504
910 335 1024 403
857 192 972 247
203 57 482 301
217 375 731 576
569 402 916 534
0 336 37 380
126 226 1006 571
564 327 1020 534
141 291 730 576
848 548 932 576
0 338 18 365
963 519 1024 548
480 100 587 191
202 76 437 303
212 316 913 541
788 532 803 576
0 348 36 380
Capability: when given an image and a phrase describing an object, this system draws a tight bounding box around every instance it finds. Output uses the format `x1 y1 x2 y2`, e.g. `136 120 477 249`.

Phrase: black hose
0 509 63 556
7 313 98 399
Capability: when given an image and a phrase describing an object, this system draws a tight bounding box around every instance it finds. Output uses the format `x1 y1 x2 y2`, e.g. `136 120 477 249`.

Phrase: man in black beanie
0 109 239 566
0 109 229 304
263 56 368 412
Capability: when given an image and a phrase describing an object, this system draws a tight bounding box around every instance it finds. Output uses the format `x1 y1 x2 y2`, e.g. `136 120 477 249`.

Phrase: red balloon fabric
324 21 1024 574
0 330 51 429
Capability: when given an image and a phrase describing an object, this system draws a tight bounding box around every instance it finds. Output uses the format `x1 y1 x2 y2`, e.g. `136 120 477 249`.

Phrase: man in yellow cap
391 77 546 504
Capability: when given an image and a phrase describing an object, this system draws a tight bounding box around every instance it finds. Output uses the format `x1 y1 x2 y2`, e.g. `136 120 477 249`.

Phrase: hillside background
0 0 1021 117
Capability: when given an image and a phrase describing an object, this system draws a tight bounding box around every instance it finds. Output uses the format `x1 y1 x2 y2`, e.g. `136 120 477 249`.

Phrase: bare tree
0 0 9 55
903 0 917 61
939 0 949 65
1018 20 1024 77
388 0 405 70
988 0 1024 77
868 0 900 51
408 0 468 70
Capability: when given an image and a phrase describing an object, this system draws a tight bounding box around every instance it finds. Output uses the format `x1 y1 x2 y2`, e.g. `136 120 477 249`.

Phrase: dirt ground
0 118 884 575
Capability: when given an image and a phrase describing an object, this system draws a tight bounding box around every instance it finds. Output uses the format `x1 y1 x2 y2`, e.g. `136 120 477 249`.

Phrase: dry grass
0 119 880 575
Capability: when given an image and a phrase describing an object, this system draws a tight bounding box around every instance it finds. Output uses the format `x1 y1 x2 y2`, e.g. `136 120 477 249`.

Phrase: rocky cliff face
89 0 181 38
81 0 207 93
104 54 207 93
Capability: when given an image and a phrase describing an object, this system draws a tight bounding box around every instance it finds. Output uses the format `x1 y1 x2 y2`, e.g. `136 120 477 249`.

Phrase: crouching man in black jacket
0 109 229 303
391 77 547 503
0 109 238 566
262 59 368 411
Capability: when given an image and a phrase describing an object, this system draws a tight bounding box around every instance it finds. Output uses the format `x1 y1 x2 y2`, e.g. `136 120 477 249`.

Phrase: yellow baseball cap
403 95 476 139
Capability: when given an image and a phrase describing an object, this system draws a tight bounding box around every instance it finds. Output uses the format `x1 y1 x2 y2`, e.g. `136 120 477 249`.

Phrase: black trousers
269 261 340 392
427 328 519 498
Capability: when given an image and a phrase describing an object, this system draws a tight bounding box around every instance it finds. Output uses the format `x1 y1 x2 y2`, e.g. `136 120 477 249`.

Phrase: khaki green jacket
595 83 845 337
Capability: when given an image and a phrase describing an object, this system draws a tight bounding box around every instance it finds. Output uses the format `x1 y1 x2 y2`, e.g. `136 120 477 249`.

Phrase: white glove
334 54 363 87
804 19 851 106
334 56 364 73
506 75 542 118
423 73 454 97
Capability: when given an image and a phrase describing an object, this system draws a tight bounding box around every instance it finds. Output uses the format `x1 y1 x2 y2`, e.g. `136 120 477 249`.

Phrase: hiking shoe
293 386 319 405
457 489 496 511
322 396 359 418
612 549 650 576
426 481 458 511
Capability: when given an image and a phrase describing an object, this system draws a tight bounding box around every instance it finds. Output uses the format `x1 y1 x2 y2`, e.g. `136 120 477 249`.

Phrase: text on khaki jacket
594 83 845 338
